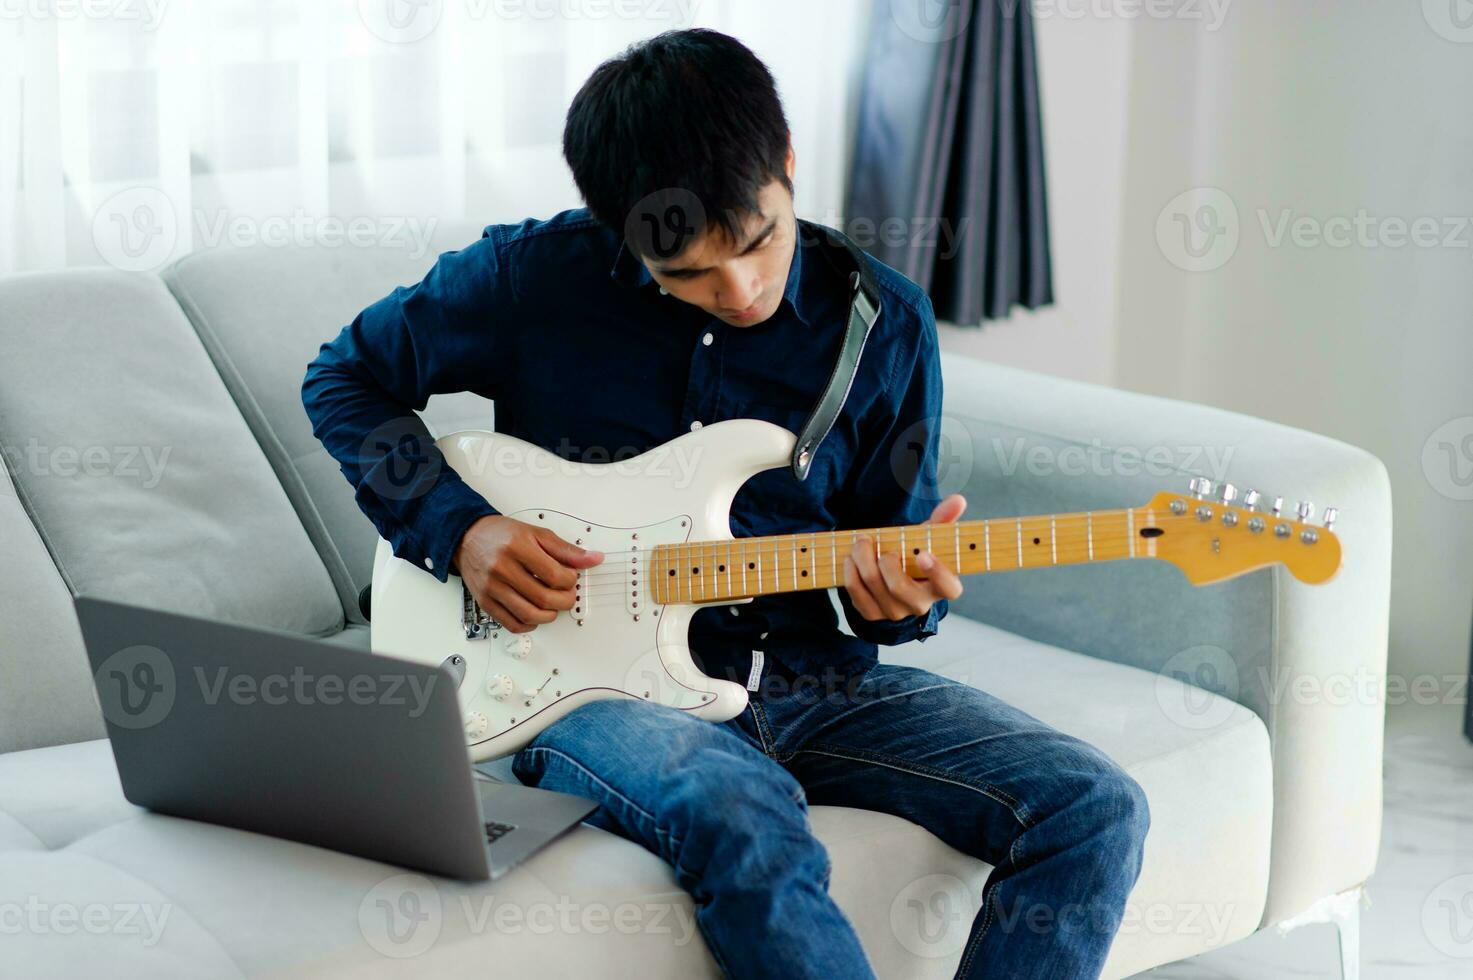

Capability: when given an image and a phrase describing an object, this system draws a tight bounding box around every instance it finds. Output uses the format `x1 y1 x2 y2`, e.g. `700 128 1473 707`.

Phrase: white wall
1117 1 1473 686
936 1 1473 686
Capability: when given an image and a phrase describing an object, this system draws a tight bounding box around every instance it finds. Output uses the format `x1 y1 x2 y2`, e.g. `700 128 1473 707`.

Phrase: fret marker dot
1033 537 1041 545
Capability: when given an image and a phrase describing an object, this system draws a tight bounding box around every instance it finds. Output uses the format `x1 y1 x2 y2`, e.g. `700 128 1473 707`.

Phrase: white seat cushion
0 616 1270 979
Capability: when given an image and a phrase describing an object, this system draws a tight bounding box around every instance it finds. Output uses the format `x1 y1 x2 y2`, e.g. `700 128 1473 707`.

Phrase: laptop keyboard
484 820 517 844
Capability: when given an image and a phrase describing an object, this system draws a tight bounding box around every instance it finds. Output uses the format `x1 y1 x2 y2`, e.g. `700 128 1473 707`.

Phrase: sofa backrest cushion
0 458 105 753
0 271 346 750
161 225 495 624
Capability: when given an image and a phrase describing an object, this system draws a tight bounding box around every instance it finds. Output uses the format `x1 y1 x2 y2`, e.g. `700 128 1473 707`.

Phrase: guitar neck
648 507 1154 605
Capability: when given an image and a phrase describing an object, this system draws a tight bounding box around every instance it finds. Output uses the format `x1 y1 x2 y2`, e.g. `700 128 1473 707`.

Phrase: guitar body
370 419 795 761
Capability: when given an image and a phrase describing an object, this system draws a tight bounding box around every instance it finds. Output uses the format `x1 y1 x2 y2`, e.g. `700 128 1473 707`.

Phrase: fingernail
917 552 934 569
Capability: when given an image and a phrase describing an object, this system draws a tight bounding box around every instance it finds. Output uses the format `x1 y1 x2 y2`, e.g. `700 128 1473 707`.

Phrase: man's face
641 149 798 328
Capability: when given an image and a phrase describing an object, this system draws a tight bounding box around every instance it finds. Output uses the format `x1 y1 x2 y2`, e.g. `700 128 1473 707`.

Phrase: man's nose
716 265 760 310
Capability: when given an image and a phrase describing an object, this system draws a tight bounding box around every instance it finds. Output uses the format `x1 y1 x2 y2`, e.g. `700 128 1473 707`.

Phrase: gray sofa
0 224 1392 979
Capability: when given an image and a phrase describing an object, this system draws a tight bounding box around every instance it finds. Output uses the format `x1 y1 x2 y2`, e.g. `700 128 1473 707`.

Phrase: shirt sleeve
300 228 507 583
832 292 950 646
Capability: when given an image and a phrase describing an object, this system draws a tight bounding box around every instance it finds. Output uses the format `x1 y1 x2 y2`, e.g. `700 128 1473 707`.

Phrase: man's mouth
725 300 762 321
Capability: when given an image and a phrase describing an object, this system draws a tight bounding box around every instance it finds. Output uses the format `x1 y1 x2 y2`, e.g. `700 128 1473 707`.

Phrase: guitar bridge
462 582 501 639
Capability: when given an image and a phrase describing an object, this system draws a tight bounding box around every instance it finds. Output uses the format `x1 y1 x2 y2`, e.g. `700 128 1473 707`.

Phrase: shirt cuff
404 477 500 583
845 596 946 647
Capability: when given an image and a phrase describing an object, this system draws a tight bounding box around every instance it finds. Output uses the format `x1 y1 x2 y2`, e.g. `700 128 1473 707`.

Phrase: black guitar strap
790 218 883 482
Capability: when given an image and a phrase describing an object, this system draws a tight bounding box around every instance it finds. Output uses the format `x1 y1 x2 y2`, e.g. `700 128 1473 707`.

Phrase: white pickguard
369 418 798 761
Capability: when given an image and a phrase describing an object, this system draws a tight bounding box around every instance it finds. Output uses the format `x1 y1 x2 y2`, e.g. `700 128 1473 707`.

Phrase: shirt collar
608 222 816 328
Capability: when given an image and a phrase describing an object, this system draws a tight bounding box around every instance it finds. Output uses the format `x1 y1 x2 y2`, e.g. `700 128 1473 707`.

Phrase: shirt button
731 607 740 616
423 557 434 571
690 420 703 431
702 332 713 346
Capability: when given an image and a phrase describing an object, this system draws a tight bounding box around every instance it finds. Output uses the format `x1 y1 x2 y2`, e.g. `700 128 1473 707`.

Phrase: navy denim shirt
302 207 947 685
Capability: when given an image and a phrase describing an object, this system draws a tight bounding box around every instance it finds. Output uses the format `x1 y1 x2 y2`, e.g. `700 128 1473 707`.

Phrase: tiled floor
1130 703 1473 979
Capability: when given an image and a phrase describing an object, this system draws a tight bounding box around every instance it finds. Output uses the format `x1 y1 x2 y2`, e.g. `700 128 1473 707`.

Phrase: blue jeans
511 659 1150 979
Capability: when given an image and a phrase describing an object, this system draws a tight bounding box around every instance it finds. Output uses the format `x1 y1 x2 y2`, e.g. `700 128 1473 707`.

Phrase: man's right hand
452 515 604 633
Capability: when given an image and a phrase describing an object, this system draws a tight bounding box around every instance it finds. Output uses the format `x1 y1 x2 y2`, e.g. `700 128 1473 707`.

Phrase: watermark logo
1155 645 1240 731
1422 0 1473 43
0 439 172 490
359 874 443 957
358 0 443 43
1422 416 1473 501
93 644 176 730
624 187 705 263
891 873 978 958
890 415 975 499
890 0 972 44
1422 874 1473 958
0 0 170 30
1156 187 1240 272
91 187 178 273
0 897 172 946
359 419 444 503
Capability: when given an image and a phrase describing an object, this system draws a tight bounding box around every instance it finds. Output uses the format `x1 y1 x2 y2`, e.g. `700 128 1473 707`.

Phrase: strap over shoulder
790 219 883 482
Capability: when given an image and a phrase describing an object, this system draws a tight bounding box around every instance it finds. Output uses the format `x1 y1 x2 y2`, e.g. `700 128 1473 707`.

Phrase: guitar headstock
1142 480 1341 586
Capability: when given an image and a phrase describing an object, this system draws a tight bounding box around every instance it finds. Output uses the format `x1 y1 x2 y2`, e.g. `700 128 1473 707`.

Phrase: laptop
74 593 597 881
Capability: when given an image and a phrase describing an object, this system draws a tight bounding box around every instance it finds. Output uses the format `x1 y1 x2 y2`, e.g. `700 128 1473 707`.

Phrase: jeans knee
1093 767 1151 853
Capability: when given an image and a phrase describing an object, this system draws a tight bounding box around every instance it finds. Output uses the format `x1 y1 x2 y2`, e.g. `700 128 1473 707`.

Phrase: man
302 28 1147 980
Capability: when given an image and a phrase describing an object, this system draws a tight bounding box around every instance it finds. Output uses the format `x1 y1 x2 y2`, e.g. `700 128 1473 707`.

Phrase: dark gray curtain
845 0 1052 326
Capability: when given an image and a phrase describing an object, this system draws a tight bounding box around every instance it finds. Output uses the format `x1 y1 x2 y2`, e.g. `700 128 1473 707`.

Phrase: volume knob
487 674 516 701
505 634 533 659
464 712 489 740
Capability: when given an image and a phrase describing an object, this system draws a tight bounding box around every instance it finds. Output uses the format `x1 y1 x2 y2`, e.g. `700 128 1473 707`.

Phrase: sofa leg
1332 895 1360 980
1273 887 1365 980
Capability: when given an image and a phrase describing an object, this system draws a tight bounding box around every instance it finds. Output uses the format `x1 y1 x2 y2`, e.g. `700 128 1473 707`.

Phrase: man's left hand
843 493 967 623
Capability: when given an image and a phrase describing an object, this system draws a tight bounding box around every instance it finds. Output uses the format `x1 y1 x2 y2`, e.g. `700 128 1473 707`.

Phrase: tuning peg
1322 507 1338 531
1271 496 1284 517
1219 483 1238 505
1242 489 1261 511
1296 501 1315 522
1188 477 1213 500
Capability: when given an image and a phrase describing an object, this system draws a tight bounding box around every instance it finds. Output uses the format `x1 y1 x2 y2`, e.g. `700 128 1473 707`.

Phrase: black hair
562 28 793 262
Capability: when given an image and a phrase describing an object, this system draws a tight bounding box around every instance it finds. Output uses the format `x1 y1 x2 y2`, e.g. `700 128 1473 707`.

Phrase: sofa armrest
936 351 1391 929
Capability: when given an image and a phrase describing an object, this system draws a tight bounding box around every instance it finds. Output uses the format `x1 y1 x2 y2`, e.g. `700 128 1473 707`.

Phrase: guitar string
554 524 1300 602
534 510 1304 589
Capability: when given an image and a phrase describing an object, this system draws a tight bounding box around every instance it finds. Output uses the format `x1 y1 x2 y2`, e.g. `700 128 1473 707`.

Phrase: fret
899 527 906 573
707 541 717 601
953 522 960 574
1050 517 1057 565
830 532 837 590
984 521 992 570
756 538 763 594
1087 512 1094 561
1127 508 1136 558
740 538 747 597
926 523 933 572
725 541 734 600
1015 518 1024 568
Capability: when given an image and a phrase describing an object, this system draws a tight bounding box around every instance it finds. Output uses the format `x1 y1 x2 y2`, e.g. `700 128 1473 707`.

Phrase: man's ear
785 140 795 181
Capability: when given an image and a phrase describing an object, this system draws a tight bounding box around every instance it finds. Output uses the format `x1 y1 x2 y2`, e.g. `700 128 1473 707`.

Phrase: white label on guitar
747 650 765 692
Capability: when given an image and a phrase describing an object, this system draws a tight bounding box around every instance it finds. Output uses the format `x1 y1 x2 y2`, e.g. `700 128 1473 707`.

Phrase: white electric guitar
370 419 1342 761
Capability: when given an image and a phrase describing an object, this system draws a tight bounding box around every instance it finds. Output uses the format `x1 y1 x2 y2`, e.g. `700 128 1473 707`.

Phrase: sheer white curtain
0 0 867 275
